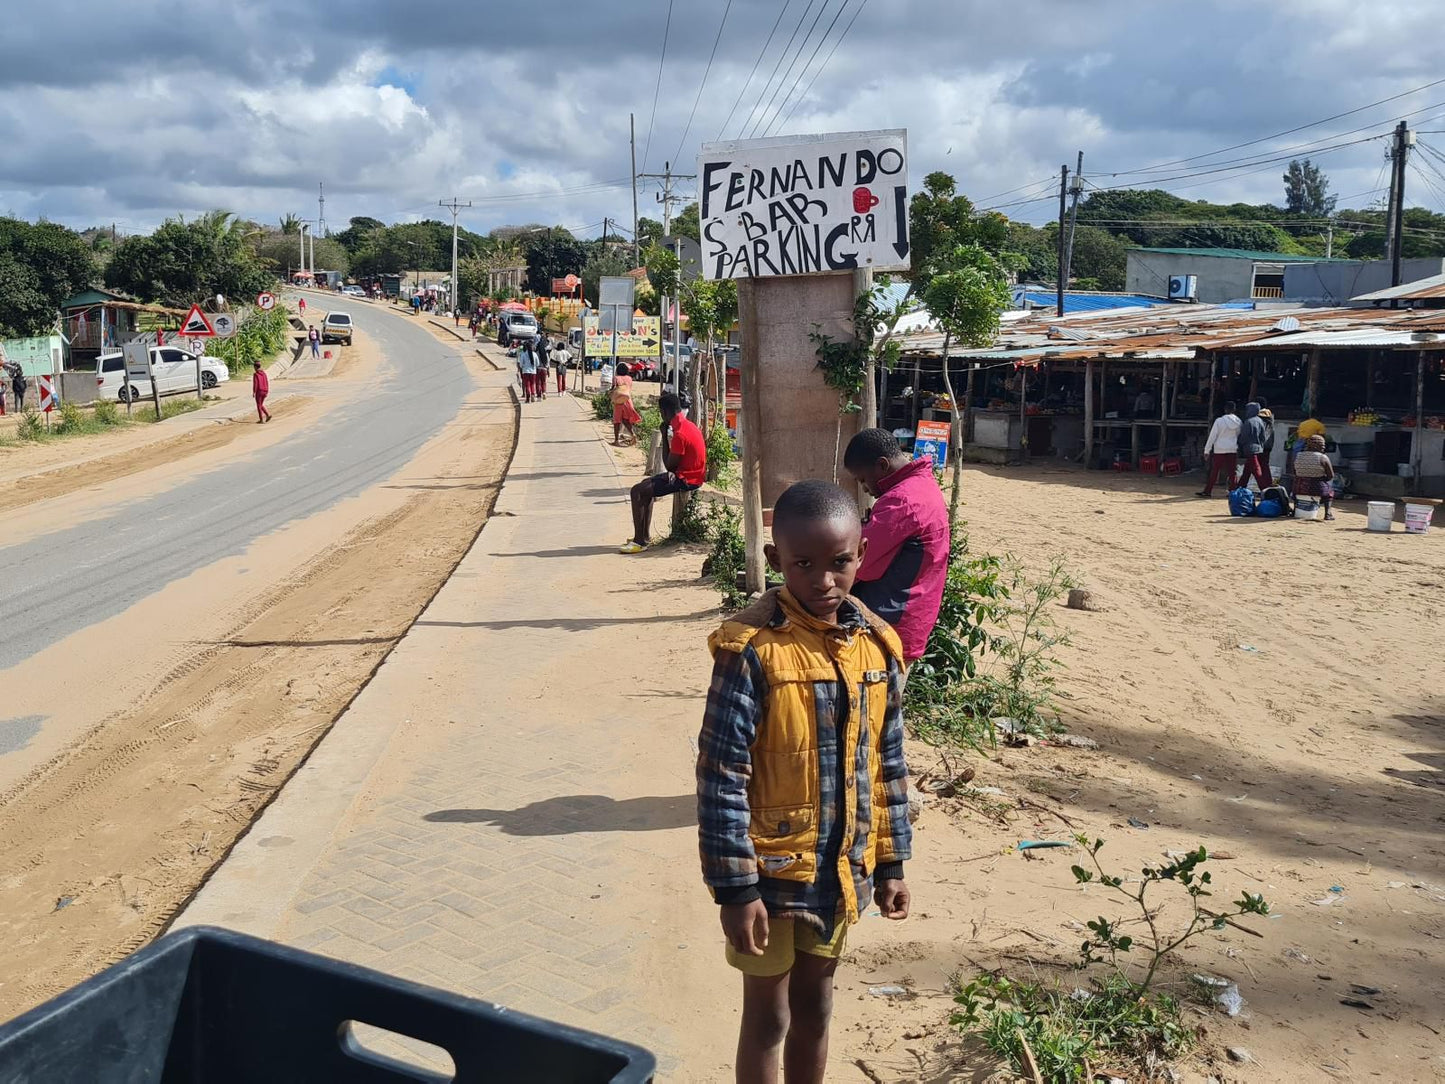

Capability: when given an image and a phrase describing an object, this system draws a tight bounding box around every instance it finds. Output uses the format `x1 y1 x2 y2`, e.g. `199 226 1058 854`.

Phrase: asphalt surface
0 300 477 671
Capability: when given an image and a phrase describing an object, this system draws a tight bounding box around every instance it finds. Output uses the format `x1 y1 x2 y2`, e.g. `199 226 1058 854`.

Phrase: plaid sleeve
696 645 765 892
874 657 913 866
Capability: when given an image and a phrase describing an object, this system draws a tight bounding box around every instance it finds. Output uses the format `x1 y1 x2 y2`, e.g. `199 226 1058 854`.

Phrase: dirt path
0 350 515 1019
828 462 1445 1082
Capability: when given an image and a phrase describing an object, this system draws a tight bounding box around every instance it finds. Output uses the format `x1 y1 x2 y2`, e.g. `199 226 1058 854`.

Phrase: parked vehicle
341 285 366 298
322 312 353 345
566 327 584 368
659 343 694 387
96 347 230 403
497 311 538 347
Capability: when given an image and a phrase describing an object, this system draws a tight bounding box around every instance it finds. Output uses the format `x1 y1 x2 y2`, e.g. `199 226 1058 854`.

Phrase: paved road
0 302 476 671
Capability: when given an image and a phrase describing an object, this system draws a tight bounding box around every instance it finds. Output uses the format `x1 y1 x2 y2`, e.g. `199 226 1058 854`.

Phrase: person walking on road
517 340 538 403
550 338 569 394
1197 401 1241 497
696 480 911 1084
11 368 27 412
1256 397 1277 488
308 326 320 359
619 392 706 554
843 428 950 669
1234 402 1269 491
533 337 547 401
252 360 271 423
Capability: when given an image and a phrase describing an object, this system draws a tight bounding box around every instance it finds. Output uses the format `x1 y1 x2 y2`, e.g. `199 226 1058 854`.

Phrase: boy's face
765 515 867 621
847 456 894 498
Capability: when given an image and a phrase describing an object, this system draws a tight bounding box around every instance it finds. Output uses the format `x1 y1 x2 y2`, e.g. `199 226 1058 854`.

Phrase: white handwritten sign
697 128 910 281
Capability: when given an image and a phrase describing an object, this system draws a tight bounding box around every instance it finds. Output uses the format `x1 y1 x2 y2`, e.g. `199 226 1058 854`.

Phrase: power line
751 0 834 139
716 0 791 141
640 0 675 172
1104 76 1445 177
771 0 869 136
762 0 854 137
672 0 734 164
739 0 817 139
1089 134 1389 192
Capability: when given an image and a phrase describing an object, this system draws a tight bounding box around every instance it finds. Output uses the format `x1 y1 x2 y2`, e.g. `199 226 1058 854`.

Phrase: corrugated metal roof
1351 272 1445 302
1017 291 1167 313
1229 327 1442 350
1138 247 1334 263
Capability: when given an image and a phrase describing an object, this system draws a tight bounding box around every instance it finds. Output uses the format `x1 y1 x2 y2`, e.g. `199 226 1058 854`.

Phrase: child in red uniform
252 360 271 423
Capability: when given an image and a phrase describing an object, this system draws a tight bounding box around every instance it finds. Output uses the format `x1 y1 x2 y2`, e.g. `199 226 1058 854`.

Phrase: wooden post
1018 366 1028 462
738 279 767 594
1158 359 1168 473
855 268 876 429
1206 356 1217 423
962 362 975 444
1366 355 1375 408
1306 348 1322 416
1248 357 1260 403
1412 349 1426 490
1084 359 1095 467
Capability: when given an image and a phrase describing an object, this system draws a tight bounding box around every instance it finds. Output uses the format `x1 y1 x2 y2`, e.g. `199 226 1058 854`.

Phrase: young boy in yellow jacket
697 480 912 1083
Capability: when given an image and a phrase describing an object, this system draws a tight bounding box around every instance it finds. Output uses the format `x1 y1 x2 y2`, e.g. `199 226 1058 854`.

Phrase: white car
97 346 230 403
342 285 365 297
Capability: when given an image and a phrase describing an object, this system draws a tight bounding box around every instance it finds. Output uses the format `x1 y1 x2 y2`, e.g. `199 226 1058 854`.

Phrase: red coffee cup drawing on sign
853 186 880 214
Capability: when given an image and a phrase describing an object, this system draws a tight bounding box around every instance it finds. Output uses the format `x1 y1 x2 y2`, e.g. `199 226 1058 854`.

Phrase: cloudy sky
3 0 1442 240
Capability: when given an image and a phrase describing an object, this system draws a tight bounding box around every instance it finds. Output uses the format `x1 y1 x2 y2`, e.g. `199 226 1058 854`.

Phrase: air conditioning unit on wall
1168 274 1198 301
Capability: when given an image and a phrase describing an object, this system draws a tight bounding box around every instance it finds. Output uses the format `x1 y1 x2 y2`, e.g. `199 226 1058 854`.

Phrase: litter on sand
1127 816 1150 829
1018 840 1074 851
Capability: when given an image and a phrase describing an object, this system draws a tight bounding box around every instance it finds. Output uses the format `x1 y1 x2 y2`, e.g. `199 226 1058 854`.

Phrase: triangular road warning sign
179 304 216 337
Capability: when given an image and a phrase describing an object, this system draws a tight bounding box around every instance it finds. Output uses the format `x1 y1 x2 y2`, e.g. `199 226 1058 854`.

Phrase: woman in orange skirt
611 363 641 446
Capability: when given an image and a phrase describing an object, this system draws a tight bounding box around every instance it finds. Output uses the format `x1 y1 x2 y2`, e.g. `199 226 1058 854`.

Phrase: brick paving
179 365 731 1078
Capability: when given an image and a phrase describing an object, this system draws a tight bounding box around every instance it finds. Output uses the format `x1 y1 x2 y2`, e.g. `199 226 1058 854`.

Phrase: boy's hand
875 878 910 920
720 900 770 955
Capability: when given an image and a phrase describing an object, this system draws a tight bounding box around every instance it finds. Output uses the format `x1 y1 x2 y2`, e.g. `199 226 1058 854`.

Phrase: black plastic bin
0 926 655 1083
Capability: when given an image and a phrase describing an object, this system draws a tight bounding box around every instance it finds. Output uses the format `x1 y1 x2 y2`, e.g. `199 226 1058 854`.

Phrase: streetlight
404 241 420 297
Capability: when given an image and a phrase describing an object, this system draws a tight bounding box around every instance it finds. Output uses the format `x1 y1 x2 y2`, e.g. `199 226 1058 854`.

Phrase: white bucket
1404 503 1434 535
1367 501 1394 532
1295 498 1321 521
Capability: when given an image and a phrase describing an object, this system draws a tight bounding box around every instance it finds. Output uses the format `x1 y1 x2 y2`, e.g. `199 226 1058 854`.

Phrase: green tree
1068 225 1131 290
1284 159 1337 218
256 231 349 276
0 217 96 336
278 213 303 235
105 211 270 307
922 245 1012 533
636 216 664 251
523 228 588 295
909 171 1011 294
671 202 701 241
580 243 634 307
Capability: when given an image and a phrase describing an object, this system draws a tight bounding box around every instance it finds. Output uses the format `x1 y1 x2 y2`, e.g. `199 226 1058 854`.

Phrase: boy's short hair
659 392 682 417
843 428 900 469
616 363 629 375
772 480 859 536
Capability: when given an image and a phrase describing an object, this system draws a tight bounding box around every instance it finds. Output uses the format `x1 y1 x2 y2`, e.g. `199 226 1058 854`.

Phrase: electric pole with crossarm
439 197 473 314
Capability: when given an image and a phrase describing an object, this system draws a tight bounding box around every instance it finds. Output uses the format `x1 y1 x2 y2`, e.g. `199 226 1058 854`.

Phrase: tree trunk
938 332 964 535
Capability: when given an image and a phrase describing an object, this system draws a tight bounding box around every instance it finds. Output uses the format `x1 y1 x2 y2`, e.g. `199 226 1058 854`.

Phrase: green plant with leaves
705 422 736 488
701 499 749 610
666 493 710 545
591 391 613 420
1072 840 1270 995
16 409 45 441
634 401 662 450
92 398 121 426
953 843 1269 1082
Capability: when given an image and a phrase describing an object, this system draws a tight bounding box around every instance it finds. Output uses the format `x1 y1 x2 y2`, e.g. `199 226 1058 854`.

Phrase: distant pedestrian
1197 401 1241 497
1292 434 1336 520
308 326 320 358
1257 397 1276 487
1234 402 1268 491
518 340 539 403
532 338 547 400
550 338 569 394
252 360 271 423
610 363 640 446
12 369 27 411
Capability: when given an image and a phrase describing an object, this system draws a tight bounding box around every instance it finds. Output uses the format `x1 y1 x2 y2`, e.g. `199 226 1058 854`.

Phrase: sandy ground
0 341 516 1018
815 462 1445 1082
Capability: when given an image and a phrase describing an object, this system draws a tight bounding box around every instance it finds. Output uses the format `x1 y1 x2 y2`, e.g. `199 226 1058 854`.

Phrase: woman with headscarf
1292 434 1336 520
1284 418 1326 490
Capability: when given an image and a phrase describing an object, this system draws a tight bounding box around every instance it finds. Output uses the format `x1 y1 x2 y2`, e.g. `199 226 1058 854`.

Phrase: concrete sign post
699 129 911 592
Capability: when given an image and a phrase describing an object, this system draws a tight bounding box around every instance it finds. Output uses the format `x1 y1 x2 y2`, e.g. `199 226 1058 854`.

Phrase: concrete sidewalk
178 373 732 1077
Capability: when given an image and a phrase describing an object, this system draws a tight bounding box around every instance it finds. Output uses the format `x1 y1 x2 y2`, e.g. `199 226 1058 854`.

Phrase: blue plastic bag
1228 488 1256 517
1256 499 1283 518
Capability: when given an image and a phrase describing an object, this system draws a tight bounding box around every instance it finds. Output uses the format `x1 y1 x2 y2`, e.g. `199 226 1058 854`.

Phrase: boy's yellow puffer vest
708 588 904 922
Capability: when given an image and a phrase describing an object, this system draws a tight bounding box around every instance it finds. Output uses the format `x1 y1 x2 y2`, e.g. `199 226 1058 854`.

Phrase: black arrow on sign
892 185 910 259
641 338 658 348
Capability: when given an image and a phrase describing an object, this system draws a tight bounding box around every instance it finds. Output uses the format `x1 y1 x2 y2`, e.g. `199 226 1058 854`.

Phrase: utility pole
439 196 472 315
639 161 696 237
1386 120 1415 287
318 181 326 238
298 223 307 281
1325 222 1334 259
1056 164 1069 317
630 112 641 265
1062 152 1084 291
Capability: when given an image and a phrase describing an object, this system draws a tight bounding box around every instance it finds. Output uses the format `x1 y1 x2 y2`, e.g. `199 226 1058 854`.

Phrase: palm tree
279 213 303 236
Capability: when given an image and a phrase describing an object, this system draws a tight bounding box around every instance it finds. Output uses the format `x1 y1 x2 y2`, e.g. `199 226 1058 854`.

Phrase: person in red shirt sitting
620 392 707 554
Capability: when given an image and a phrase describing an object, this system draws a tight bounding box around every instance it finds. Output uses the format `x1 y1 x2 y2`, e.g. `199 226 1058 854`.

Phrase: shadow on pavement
414 610 715 631
423 794 696 834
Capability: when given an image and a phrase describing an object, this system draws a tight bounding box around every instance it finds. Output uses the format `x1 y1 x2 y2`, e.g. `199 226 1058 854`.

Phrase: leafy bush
228 306 291 374
56 399 85 434
591 391 612 420
16 409 46 441
634 402 662 449
667 493 709 544
705 422 736 488
93 399 121 426
952 841 1270 1082
701 500 749 610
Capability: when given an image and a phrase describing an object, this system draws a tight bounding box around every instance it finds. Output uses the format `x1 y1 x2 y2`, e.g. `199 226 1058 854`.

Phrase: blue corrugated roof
1019 291 1168 313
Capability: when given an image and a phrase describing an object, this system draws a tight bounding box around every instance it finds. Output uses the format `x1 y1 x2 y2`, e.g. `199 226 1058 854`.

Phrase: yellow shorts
726 916 848 977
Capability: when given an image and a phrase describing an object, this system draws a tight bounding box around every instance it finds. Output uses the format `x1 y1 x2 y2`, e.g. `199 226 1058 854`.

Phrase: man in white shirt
1197 400 1241 497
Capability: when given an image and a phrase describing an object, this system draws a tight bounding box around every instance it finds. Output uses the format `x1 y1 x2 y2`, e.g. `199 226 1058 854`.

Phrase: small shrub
16 409 46 441
634 403 662 450
702 499 748 610
93 399 121 426
952 841 1270 1082
705 421 736 488
56 399 85 434
667 493 709 544
591 391 612 420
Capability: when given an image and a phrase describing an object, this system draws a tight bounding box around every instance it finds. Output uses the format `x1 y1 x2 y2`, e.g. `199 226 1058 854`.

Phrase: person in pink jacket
843 429 950 667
